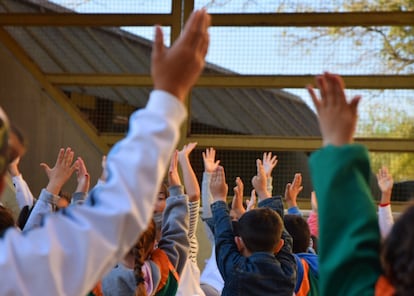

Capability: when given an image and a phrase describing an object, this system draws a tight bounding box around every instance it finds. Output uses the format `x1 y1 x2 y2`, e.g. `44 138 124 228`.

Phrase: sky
49 0 414 136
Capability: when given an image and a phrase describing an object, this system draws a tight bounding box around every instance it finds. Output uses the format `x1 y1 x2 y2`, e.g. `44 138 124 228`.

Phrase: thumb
152 26 165 60
40 163 50 173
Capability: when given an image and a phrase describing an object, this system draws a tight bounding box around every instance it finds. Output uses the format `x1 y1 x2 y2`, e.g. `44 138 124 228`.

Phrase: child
307 72 381 295
210 160 296 296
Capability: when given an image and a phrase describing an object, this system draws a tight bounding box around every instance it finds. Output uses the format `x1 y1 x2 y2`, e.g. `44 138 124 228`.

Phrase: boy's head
381 203 414 294
0 107 10 192
283 214 311 253
236 207 283 254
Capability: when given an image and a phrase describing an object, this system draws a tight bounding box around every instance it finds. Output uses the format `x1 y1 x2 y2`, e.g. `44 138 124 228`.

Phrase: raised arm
307 73 381 295
9 156 34 209
71 157 90 205
377 166 394 238
201 147 220 220
0 9 210 296
159 150 190 274
262 152 278 195
178 142 201 263
284 173 304 216
23 147 78 231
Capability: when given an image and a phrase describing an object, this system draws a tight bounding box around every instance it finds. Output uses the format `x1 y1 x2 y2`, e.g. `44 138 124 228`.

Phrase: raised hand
307 72 361 146
246 189 257 211
231 177 245 219
152 9 211 101
377 166 393 204
284 173 303 208
178 142 197 162
168 150 181 187
251 159 270 202
41 147 78 195
202 147 220 173
262 152 278 178
75 157 90 193
178 142 200 202
210 166 228 202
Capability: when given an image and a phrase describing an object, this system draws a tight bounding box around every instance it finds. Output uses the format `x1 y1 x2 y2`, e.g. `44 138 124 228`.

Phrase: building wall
0 43 103 197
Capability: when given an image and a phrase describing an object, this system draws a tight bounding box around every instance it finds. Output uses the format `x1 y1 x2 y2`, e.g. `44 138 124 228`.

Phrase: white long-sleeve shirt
12 174 35 209
0 90 186 296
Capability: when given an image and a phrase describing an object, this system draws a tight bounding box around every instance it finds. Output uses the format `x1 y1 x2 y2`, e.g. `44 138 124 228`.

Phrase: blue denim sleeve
211 200 244 280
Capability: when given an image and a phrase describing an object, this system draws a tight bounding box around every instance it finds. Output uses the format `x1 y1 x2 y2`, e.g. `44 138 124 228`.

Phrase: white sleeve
201 172 213 219
0 90 186 296
12 174 35 208
378 204 394 239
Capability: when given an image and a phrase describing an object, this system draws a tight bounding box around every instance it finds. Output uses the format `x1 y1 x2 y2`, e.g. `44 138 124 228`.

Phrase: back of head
8 124 27 163
284 214 311 253
0 107 9 179
381 203 414 295
0 206 15 236
238 207 283 253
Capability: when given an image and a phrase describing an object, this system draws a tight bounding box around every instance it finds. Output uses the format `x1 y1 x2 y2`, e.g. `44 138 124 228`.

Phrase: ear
234 236 245 253
273 239 284 254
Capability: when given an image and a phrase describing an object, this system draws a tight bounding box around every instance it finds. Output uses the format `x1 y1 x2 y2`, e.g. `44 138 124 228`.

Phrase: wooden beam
100 134 414 152
46 74 414 89
0 12 413 27
0 13 174 26
211 12 414 26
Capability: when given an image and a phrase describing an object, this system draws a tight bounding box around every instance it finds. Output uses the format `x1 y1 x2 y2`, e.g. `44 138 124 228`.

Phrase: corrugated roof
1 0 320 136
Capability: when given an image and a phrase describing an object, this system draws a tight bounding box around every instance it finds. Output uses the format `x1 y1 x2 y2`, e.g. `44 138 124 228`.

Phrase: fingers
247 189 257 211
55 148 65 166
152 25 165 62
307 84 321 113
256 159 265 178
182 9 210 51
64 148 74 167
40 162 50 173
330 73 346 103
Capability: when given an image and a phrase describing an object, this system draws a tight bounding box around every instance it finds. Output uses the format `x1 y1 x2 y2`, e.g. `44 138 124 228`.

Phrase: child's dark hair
134 219 156 296
283 214 311 253
381 203 414 296
237 207 283 253
0 206 15 236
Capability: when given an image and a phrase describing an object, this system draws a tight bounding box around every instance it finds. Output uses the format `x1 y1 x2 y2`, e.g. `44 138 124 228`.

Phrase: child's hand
210 166 228 202
284 173 303 208
202 147 220 173
307 72 361 146
251 159 270 202
262 152 278 178
231 177 245 219
377 166 393 204
168 150 181 187
42 147 78 195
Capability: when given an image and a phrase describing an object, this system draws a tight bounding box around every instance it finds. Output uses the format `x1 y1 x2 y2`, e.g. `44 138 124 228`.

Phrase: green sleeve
309 144 381 296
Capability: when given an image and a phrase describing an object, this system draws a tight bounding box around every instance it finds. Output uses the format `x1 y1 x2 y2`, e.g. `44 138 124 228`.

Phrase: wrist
379 202 390 207
46 182 62 195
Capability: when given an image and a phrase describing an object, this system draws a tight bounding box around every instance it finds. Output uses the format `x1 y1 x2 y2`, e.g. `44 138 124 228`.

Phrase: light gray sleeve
158 185 189 275
23 189 59 232
201 172 213 219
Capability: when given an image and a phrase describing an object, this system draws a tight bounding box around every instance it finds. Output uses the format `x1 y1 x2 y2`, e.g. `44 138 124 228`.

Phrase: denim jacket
211 196 296 296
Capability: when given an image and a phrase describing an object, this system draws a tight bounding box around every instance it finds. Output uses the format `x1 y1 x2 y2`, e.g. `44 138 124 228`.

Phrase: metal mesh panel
206 26 413 75
195 0 413 13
